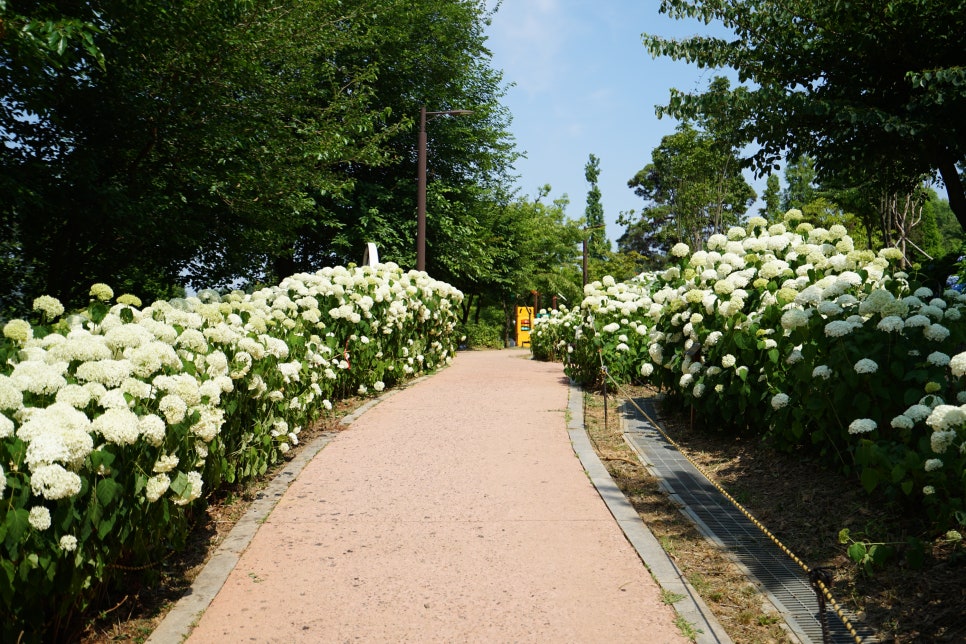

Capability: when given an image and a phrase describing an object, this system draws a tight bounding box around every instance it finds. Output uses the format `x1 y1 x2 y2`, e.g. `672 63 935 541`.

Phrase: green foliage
458 322 503 350
584 154 609 260
0 264 463 641
758 173 782 222
541 213 966 536
623 121 755 258
645 0 966 227
475 187 585 314
0 0 515 316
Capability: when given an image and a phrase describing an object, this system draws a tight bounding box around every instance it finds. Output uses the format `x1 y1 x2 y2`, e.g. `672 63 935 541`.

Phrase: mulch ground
584 383 966 644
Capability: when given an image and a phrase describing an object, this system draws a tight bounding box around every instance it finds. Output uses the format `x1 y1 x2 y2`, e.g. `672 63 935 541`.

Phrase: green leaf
96 478 120 507
89 301 109 324
3 509 30 554
860 467 880 493
847 542 867 563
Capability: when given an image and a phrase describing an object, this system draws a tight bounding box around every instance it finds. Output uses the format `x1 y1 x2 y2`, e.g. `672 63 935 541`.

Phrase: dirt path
174 349 686 643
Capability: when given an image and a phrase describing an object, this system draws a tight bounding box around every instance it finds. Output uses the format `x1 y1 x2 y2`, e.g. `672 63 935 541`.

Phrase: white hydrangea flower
31 463 83 500
924 323 950 342
145 473 171 503
926 405 966 432
33 295 65 319
59 535 78 552
28 506 52 531
171 471 203 506
92 408 140 445
848 418 877 434
854 358 879 374
159 394 188 424
876 316 905 333
780 309 809 330
812 365 833 380
771 393 790 409
927 352 951 367
891 415 914 430
824 320 857 338
671 242 690 257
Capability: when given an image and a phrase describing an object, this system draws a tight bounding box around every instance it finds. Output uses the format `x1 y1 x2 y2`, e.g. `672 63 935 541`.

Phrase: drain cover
623 399 876 644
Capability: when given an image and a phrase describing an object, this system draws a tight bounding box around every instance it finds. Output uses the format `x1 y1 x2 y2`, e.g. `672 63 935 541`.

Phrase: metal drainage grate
622 399 877 644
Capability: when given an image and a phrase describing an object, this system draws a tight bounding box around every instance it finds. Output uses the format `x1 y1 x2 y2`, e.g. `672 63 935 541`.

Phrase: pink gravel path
185 349 686 643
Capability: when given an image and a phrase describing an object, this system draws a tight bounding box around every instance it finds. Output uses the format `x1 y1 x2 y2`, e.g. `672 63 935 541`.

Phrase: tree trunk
936 150 966 230
460 293 473 326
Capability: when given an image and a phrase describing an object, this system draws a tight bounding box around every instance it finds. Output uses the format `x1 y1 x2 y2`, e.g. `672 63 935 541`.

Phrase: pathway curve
160 349 688 643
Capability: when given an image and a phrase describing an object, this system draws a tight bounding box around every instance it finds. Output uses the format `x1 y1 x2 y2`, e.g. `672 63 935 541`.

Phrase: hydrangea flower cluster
533 212 966 530
0 262 462 632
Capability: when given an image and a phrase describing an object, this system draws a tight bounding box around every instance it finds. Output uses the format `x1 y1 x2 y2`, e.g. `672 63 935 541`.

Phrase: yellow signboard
516 306 534 347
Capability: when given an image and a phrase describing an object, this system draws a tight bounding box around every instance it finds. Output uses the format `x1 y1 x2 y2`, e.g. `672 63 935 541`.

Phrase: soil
583 384 966 644
78 384 965 643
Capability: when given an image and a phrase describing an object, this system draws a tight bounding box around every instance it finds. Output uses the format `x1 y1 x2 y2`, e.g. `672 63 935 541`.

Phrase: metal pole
417 106 428 272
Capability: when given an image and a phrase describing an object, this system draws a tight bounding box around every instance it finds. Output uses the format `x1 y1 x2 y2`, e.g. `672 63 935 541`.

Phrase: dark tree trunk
936 150 966 230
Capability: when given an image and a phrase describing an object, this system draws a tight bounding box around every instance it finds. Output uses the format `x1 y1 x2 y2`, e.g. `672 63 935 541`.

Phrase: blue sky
484 1 750 246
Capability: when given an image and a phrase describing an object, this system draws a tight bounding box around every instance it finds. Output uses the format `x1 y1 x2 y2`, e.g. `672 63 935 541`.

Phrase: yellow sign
516 306 534 347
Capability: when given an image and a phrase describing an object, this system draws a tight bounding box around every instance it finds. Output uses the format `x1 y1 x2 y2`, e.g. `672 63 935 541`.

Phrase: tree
285 0 518 286
583 153 609 260
0 0 515 314
758 173 782 221
781 156 818 212
644 0 966 228
2 0 404 310
459 186 583 343
623 123 755 258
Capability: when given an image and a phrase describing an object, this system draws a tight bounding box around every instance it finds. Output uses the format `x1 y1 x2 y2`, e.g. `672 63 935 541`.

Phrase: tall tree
624 123 755 257
758 173 782 221
1 0 402 310
583 153 608 260
781 155 818 212
644 0 966 227
289 0 517 286
0 0 515 314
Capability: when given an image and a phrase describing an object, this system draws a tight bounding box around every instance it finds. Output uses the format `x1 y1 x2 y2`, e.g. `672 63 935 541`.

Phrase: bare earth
180 349 686 643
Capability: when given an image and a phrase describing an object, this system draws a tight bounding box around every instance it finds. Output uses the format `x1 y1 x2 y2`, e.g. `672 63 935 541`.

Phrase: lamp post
417 106 473 272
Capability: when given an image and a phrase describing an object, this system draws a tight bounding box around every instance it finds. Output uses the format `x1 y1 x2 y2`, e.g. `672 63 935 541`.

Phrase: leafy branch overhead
643 0 966 227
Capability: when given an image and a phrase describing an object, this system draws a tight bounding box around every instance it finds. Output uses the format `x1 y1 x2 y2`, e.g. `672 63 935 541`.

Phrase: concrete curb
566 379 733 644
146 429 336 644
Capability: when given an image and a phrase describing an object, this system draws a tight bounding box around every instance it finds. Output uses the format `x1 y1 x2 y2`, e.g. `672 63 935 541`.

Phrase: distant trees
620 123 755 259
643 0 966 228
583 153 609 261
0 0 515 315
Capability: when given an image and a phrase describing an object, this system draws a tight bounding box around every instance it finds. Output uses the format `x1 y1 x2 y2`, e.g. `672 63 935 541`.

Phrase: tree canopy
622 123 755 258
643 0 966 227
0 0 515 314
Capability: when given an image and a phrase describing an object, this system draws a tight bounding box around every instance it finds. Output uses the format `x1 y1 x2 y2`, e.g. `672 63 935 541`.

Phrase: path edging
566 379 733 644
146 380 422 644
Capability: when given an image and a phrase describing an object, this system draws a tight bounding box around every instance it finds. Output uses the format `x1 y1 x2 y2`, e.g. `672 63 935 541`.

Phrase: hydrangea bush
0 263 462 640
533 212 966 534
